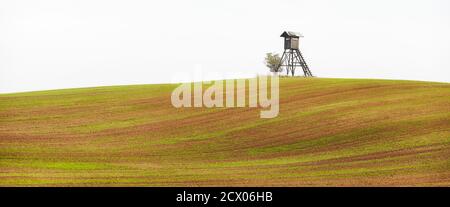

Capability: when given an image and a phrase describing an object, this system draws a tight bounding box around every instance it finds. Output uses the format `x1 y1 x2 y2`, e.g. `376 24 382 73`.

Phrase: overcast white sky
1 0 450 93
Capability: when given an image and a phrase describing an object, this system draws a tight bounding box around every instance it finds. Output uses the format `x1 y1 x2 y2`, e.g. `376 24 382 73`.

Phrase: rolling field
0 77 449 186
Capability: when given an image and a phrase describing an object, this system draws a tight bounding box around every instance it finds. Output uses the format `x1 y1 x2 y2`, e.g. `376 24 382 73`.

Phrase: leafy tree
264 53 282 73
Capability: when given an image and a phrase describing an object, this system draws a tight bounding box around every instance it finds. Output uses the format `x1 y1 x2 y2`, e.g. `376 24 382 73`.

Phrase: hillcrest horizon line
171 75 279 118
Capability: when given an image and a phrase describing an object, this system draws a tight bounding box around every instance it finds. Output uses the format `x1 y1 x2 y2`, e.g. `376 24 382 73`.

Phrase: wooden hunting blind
278 31 313 77
281 31 302 50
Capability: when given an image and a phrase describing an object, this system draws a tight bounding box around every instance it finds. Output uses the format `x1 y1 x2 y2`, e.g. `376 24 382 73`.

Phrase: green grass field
1 77 449 186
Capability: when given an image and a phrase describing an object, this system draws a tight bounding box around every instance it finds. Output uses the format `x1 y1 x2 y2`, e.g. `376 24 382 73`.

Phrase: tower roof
280 31 304 38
